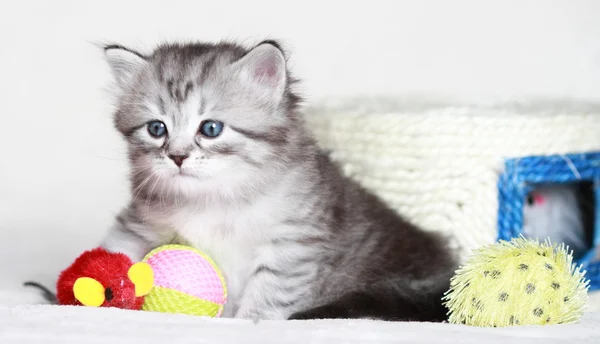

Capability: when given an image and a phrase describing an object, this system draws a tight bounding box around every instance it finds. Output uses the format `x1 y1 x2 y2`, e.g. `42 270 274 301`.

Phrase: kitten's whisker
130 165 153 178
147 173 162 201
131 175 153 201
159 177 167 210
167 177 176 207
131 171 158 203
143 173 164 219
147 172 163 205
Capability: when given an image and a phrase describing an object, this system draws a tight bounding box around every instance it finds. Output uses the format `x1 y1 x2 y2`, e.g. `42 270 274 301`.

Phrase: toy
56 247 154 309
141 244 227 317
443 236 589 327
55 244 227 318
522 184 588 257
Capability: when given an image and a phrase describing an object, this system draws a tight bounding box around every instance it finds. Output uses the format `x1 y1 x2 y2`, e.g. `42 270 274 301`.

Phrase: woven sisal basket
304 97 600 262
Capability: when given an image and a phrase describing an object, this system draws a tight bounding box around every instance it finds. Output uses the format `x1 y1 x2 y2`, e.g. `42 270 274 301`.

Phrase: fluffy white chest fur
155 195 298 317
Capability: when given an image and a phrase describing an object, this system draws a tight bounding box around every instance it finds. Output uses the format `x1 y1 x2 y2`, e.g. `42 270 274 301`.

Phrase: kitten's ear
104 45 148 90
233 41 287 100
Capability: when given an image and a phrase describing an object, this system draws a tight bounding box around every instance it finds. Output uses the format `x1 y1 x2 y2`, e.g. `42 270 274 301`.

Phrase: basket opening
497 152 600 291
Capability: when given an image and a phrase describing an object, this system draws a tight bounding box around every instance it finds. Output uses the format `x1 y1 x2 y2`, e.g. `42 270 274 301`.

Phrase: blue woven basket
497 152 600 291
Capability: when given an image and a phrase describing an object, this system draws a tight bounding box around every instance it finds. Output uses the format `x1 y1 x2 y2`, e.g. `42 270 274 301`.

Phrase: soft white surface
0 305 599 343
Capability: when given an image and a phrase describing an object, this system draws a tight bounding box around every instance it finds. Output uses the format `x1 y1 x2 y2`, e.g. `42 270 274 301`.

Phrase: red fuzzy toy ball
56 247 146 310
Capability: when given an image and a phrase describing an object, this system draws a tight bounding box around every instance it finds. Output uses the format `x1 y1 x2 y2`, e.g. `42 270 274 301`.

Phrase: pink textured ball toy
141 244 227 317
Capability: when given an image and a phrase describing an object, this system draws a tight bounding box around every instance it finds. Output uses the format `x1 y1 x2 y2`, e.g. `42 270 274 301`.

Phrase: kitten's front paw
288 304 349 320
235 308 287 321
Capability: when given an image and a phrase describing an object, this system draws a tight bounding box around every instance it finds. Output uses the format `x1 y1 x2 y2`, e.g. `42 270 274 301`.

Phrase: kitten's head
104 41 303 203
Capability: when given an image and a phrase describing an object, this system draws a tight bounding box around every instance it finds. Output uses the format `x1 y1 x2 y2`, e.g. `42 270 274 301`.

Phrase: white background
0 0 599 295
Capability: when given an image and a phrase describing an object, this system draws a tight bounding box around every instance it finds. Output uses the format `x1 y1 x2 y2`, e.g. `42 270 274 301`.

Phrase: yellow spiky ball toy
444 237 589 327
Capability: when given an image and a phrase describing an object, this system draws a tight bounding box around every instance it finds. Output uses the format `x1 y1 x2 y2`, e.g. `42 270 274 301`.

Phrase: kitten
93 40 458 321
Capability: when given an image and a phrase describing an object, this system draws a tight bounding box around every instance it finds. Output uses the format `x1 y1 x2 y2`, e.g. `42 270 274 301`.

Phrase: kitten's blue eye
147 121 167 138
199 120 224 138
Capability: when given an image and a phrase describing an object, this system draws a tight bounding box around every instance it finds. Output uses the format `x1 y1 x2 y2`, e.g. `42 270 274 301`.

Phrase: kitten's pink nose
168 154 189 167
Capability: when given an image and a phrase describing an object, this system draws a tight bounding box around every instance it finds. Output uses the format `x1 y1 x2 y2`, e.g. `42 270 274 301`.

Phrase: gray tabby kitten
99 40 457 321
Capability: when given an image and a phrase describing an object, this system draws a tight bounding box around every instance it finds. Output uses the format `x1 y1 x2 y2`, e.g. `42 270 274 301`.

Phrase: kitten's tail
23 281 58 304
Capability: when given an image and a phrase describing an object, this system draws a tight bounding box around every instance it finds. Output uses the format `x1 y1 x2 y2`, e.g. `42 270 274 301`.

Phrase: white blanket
1 304 599 344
